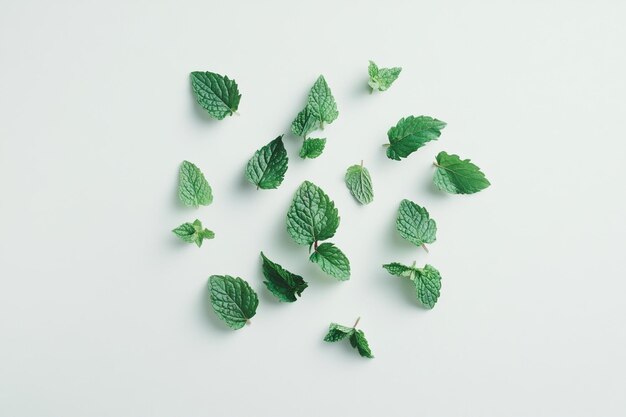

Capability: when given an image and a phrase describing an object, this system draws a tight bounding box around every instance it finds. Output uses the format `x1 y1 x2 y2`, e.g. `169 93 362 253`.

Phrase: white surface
1 1 625 416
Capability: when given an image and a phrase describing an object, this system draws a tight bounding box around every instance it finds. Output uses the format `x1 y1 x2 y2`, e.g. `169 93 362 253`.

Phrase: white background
1 1 625 416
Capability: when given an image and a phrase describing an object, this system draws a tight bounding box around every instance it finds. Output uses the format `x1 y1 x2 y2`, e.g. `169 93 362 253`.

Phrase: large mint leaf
286 181 339 246
345 162 374 205
190 71 241 120
386 116 446 160
396 199 436 248
245 135 288 190
309 242 350 280
178 161 213 207
208 275 258 330
434 151 491 194
307 75 338 126
260 252 308 302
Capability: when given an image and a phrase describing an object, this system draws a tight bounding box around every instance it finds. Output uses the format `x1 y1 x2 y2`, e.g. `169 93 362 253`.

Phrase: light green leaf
208 275 258 330
345 162 374 205
286 181 339 246
190 71 241 120
307 75 338 126
172 219 214 247
323 323 354 342
349 330 374 358
368 60 402 92
245 135 288 190
396 199 436 248
434 151 491 194
382 262 442 309
309 242 350 280
386 116 446 161
299 138 326 159
260 252 308 302
291 107 320 138
178 161 213 207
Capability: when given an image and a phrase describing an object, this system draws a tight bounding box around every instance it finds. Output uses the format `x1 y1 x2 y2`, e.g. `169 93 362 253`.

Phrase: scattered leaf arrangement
174 65 491 359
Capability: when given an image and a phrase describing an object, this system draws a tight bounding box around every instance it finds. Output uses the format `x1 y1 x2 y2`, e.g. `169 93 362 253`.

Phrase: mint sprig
323 317 374 359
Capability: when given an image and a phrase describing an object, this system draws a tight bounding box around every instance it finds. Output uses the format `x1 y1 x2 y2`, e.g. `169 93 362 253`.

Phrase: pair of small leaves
190 71 241 120
323 321 373 359
179 161 213 207
345 162 374 205
396 199 437 249
209 275 258 330
245 136 288 189
368 60 402 92
383 263 442 309
260 252 308 302
287 181 350 280
172 219 214 247
434 151 491 194
385 116 446 161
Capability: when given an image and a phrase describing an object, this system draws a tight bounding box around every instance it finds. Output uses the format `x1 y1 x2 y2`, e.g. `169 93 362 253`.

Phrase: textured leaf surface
386 116 446 160
382 262 442 309
260 252 307 302
172 219 214 247
209 275 258 330
291 107 320 138
299 138 326 159
345 163 374 205
307 75 338 125
190 71 241 120
245 135 288 189
382 262 413 278
286 181 339 245
349 330 374 358
323 323 354 342
309 242 350 280
434 151 491 194
368 60 402 92
178 161 213 207
396 199 437 247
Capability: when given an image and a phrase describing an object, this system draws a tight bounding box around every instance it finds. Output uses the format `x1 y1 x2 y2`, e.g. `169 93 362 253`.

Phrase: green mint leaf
309 242 350 280
286 181 339 246
208 275 258 330
260 252 308 302
323 318 373 359
245 135 288 190
178 160 213 207
172 219 214 247
291 107 320 138
345 162 374 205
323 323 355 342
306 75 338 126
299 138 326 159
349 330 374 358
368 60 402 92
386 116 446 161
382 262 442 309
434 151 491 194
396 199 436 249
190 71 241 120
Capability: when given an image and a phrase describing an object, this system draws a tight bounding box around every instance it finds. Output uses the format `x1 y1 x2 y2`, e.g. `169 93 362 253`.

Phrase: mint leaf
307 75 338 127
178 161 213 207
260 252 308 302
385 116 446 161
172 219 214 247
245 135 288 190
323 323 354 342
291 107 320 138
299 138 326 159
396 199 436 249
208 275 258 330
349 330 374 358
345 161 374 205
323 318 373 359
434 151 491 194
383 262 442 309
190 71 241 120
286 181 339 246
309 242 350 280
368 60 402 92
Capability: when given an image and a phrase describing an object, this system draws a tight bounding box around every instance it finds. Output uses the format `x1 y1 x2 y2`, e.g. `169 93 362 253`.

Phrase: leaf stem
382 144 390 148
433 162 440 168
421 244 429 253
360 159 363 168
314 240 318 251
353 317 361 328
